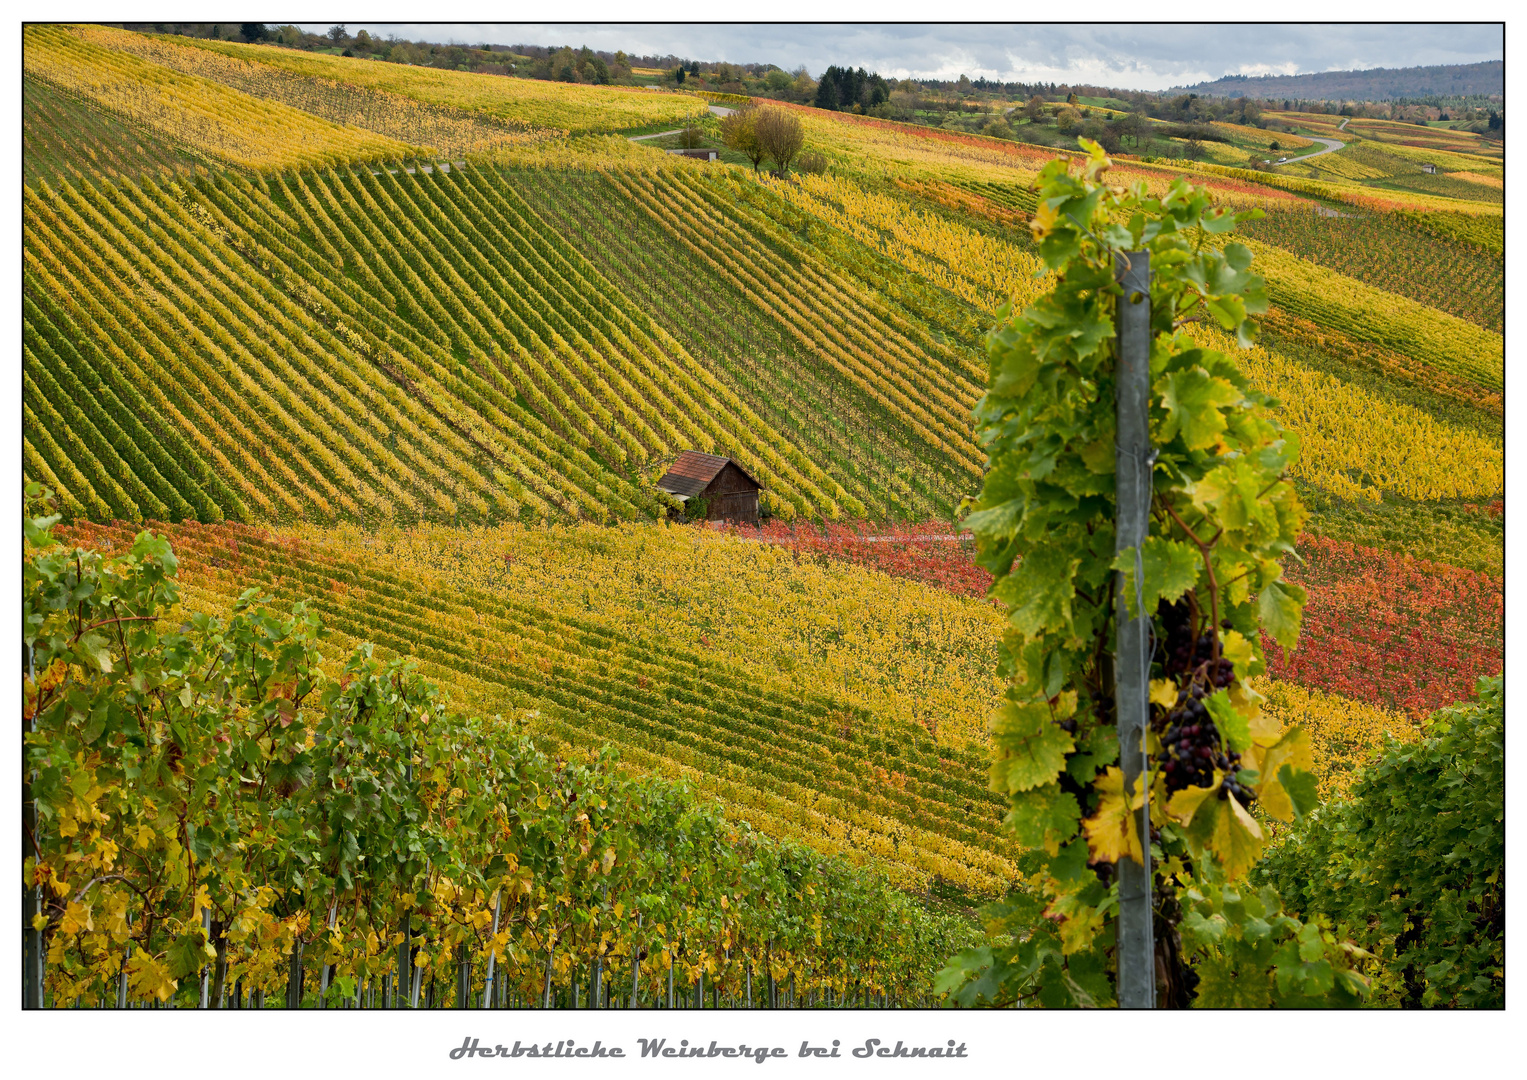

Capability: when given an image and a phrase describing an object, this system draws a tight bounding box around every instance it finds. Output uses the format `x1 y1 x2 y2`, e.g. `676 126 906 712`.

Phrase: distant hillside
1180 60 1502 101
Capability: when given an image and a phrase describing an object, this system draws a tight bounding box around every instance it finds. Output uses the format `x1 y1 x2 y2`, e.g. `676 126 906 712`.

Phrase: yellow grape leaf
59 900 94 936
1221 631 1259 681
1081 767 1144 866
1049 891 1109 956
600 847 617 874
1255 726 1315 822
192 884 212 922
1245 705 1283 749
1212 792 1264 881
1149 679 1178 709
1030 198 1061 240
1165 779 1220 826
127 953 177 1003
102 899 129 937
31 913 48 932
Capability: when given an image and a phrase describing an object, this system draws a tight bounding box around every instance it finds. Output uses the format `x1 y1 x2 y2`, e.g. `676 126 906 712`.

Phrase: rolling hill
21 23 1503 1007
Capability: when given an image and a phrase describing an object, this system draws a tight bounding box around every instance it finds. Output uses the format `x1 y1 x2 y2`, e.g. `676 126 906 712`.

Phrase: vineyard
22 24 1503 1012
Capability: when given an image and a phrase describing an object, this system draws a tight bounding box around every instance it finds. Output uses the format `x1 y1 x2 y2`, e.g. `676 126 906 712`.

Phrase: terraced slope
24 76 203 188
24 163 906 526
67 517 1019 900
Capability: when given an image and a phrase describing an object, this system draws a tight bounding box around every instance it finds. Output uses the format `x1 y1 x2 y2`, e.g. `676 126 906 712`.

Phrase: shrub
795 151 828 175
1258 676 1504 1007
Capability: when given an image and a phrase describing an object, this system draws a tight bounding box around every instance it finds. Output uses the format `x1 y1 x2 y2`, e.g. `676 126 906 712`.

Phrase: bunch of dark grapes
1158 682 1220 793
1157 600 1237 681
1155 653 1254 803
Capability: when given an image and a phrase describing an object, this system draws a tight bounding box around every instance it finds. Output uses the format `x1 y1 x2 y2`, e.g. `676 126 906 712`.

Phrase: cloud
297 23 1502 92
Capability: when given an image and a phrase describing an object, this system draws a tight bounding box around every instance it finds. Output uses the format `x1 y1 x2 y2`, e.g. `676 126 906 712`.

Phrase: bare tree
326 24 347 47
719 107 767 173
755 108 805 176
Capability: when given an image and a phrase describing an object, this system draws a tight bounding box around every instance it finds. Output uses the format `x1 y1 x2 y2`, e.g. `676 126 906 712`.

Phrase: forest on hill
1180 59 1503 102
21 22 1502 1017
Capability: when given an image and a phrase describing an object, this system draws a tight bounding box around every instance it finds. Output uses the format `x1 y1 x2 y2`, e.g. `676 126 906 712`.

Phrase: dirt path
629 106 735 143
370 161 466 175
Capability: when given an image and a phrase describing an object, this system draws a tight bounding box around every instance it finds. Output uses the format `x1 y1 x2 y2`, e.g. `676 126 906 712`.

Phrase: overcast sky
296 23 1503 91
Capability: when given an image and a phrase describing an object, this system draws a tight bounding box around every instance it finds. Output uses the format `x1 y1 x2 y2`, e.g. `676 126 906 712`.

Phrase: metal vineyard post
1113 250 1155 1009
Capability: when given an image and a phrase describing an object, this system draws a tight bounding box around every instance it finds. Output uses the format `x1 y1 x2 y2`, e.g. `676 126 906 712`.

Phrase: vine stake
1114 249 1155 1009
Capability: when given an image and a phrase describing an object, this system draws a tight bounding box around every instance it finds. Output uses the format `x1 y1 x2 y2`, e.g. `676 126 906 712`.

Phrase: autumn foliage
737 519 992 598
1267 535 1502 718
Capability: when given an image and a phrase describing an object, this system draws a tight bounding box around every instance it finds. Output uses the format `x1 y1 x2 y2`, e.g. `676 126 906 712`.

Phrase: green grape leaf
991 546 1081 640
1205 691 1251 753
990 700 1075 794
1275 765 1320 821
1258 578 1306 651
1002 783 1082 850
1157 367 1242 450
1111 536 1200 620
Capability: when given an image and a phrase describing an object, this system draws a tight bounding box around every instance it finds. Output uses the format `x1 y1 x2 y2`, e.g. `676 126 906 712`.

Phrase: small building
656 451 762 525
667 148 718 161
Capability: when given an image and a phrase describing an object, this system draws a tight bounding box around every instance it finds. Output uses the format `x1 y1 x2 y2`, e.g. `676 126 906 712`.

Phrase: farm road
627 104 737 143
1299 135 1345 159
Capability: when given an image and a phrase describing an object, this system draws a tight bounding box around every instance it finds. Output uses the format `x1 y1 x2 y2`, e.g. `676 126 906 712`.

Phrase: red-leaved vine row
728 519 993 598
727 519 1502 717
1267 535 1502 718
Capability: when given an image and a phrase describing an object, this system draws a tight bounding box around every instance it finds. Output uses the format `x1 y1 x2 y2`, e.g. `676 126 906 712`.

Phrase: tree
326 24 347 47
674 66 686 85
755 108 805 175
1023 94 1045 121
239 23 267 44
719 107 767 173
814 68 841 110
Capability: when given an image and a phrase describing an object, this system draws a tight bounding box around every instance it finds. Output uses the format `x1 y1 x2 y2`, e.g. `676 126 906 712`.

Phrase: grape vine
938 142 1370 1008
21 483 975 1009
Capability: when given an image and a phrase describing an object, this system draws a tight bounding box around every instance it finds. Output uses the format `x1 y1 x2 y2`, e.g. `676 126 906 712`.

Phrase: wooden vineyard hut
656 451 762 525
